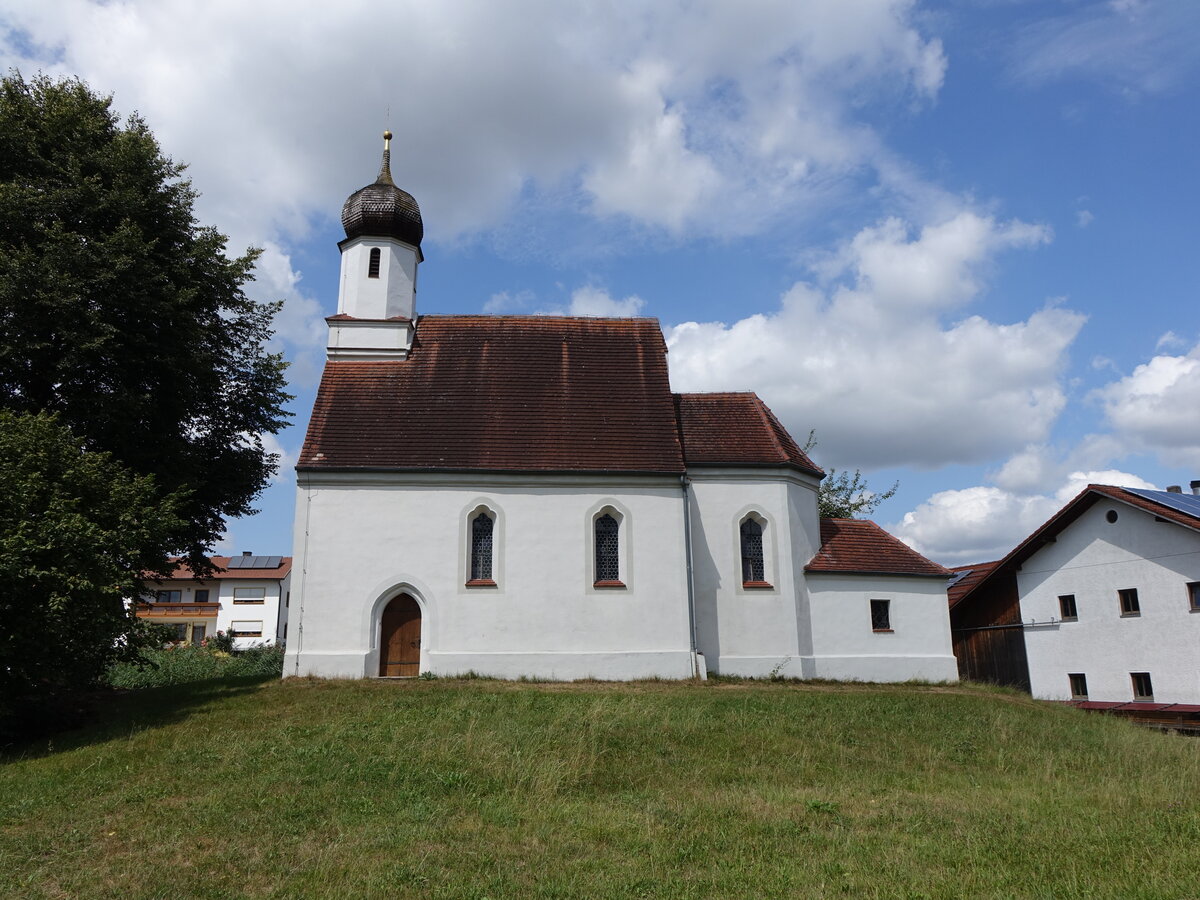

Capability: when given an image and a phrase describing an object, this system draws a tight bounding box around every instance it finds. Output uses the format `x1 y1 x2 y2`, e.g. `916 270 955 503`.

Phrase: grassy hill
2 676 1198 899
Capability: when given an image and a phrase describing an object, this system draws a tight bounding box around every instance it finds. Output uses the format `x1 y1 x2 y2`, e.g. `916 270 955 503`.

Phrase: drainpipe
681 474 701 678
292 476 313 677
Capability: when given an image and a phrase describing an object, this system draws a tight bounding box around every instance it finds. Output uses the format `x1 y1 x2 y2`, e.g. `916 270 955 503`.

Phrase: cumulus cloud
1093 341 1200 466
0 0 948 244
892 468 1156 564
533 286 646 318
666 211 1082 469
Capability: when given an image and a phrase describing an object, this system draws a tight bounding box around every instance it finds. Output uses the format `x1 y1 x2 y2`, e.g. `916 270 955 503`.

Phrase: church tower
327 131 424 359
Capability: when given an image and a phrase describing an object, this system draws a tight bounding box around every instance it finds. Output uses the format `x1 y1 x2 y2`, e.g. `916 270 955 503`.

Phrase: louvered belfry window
471 513 493 581
368 246 381 278
740 518 765 583
595 514 620 582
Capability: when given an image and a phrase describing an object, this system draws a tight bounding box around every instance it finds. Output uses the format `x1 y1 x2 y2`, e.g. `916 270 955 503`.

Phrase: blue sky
3 0 1198 564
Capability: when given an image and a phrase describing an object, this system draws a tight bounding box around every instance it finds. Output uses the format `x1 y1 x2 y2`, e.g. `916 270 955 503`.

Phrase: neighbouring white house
138 553 292 649
950 484 1200 705
283 134 958 683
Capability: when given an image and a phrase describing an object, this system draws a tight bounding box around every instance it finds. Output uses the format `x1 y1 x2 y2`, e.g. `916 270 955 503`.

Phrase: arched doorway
378 593 422 677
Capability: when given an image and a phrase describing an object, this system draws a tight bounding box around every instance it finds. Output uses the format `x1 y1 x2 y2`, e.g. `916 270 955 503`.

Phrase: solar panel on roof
225 555 283 569
1124 488 1200 521
947 569 973 587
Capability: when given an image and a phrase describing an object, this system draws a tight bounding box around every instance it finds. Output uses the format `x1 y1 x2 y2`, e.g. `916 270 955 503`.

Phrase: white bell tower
327 131 424 360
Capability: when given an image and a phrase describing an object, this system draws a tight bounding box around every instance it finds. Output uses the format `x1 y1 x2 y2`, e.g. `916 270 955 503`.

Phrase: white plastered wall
687 468 822 678
337 236 418 320
285 472 696 680
1019 501 1200 703
805 573 958 682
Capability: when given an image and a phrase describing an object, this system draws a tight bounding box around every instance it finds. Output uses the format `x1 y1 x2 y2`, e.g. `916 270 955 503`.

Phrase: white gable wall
806 573 958 682
286 471 696 680
1020 501 1200 703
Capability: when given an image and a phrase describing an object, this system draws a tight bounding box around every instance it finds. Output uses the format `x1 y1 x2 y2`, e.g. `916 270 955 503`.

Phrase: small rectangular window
1131 672 1153 701
194 589 210 604
231 620 263 637
190 624 206 646
870 599 891 632
155 590 182 604
1118 588 1140 617
1068 673 1088 699
233 587 266 604
170 623 187 642
368 247 381 278
1188 582 1200 611
1058 594 1077 620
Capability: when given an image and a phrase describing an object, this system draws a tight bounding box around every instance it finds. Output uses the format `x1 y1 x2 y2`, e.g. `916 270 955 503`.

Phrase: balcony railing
136 602 219 618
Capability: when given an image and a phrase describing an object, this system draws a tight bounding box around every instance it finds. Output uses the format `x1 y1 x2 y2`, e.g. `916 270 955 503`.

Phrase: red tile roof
301 316 823 475
302 316 686 473
154 556 293 582
951 484 1200 610
674 392 823 476
806 519 950 577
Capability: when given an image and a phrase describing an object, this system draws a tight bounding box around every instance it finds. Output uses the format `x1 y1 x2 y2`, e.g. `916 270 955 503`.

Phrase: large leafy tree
0 72 290 567
0 411 185 730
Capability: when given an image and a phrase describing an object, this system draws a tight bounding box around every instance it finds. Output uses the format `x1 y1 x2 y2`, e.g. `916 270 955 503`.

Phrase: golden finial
377 130 395 186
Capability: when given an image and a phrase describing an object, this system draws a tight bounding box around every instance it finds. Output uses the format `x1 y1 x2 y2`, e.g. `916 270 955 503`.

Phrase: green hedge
105 644 284 689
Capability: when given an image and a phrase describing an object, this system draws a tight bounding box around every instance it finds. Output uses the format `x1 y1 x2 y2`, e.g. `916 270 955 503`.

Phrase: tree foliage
0 410 185 726
0 72 290 567
804 431 899 519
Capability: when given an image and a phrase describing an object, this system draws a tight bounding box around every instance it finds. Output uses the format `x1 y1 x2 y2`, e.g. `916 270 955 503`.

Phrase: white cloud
1009 1 1200 96
260 431 297 484
892 468 1156 564
483 290 536 314
666 211 1081 469
1076 209 1094 228
1094 342 1200 466
0 0 949 245
534 285 646 318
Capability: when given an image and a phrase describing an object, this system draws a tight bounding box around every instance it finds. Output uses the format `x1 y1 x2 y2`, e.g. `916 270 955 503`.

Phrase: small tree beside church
803 431 899 519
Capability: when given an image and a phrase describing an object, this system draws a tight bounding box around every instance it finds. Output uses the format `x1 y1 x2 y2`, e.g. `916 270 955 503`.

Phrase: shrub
106 643 284 689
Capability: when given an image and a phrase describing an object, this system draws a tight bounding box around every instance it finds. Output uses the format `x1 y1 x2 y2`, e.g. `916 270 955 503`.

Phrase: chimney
1167 485 1182 494
1191 480 1200 496
242 550 253 556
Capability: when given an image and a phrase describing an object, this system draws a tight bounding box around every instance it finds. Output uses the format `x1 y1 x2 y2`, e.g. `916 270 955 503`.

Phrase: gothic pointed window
594 513 620 584
469 512 494 584
740 518 765 584
368 246 381 278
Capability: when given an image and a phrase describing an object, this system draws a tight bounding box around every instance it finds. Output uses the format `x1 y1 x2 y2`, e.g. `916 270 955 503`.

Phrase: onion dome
340 130 423 247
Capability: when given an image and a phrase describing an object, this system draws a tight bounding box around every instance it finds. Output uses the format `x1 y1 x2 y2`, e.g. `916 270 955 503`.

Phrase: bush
106 644 284 689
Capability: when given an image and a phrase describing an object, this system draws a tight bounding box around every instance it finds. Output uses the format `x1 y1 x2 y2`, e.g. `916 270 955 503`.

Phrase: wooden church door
379 593 421 677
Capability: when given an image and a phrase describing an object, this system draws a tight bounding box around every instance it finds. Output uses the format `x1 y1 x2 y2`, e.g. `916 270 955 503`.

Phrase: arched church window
368 247 381 278
594 513 620 584
740 518 765 585
470 512 494 583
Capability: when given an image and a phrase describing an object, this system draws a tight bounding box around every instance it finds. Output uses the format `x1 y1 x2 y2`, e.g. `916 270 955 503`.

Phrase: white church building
284 135 958 683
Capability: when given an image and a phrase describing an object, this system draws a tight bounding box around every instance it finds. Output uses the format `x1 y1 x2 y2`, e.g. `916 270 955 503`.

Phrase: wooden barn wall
950 575 1030 692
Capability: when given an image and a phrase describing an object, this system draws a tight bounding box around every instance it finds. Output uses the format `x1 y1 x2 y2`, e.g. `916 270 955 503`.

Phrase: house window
870 599 892 632
1188 582 1200 611
169 623 187 642
468 512 495 585
231 620 263 638
594 513 621 585
368 247 381 278
740 518 768 585
1118 588 1140 617
1069 673 1088 700
190 624 206 646
195 589 210 604
155 590 182 604
233 587 266 604
1131 672 1154 701
1058 594 1077 620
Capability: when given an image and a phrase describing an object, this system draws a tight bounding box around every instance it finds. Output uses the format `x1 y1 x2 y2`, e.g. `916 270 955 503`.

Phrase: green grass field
2 676 1198 899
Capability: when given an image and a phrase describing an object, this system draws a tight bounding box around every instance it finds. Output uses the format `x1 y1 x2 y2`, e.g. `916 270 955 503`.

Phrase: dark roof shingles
301 316 686 473
674 392 823 475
